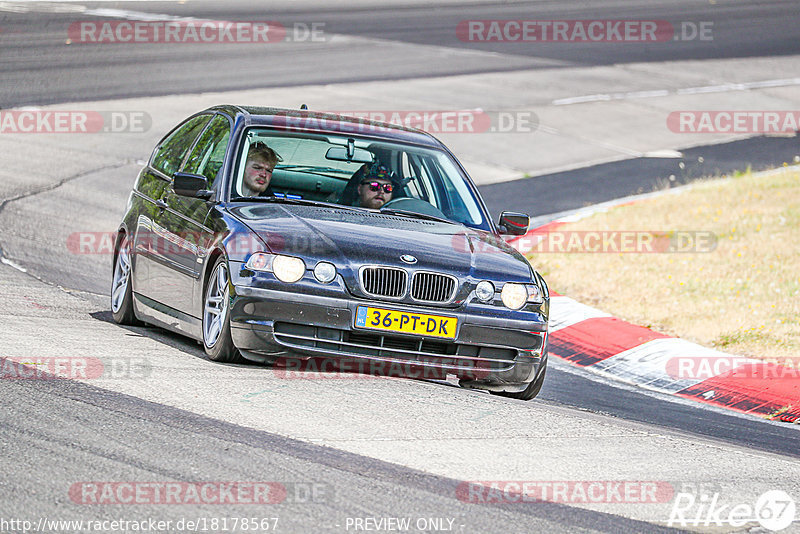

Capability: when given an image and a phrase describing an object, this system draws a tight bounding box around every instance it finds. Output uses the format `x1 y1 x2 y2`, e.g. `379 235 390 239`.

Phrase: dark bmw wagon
111 106 549 399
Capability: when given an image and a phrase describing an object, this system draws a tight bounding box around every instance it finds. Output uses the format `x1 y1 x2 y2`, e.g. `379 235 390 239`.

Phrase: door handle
155 199 168 210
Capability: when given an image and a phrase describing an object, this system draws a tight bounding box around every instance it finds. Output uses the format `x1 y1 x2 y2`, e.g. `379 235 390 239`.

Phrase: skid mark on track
0 161 129 216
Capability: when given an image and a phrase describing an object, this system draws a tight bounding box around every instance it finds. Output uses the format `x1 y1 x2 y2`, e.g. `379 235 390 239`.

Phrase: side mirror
498 211 530 235
173 172 214 200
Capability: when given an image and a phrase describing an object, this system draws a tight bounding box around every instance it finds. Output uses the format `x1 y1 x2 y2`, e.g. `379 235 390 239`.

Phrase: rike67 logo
669 489 796 531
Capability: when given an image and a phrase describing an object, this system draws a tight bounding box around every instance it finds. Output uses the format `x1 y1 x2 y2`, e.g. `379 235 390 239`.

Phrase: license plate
354 305 457 339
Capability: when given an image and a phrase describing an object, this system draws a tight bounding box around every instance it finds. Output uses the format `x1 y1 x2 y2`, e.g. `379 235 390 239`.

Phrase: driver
356 163 397 209
242 142 281 197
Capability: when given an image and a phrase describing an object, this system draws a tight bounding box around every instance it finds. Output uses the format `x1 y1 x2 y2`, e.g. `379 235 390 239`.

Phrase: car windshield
231 129 488 229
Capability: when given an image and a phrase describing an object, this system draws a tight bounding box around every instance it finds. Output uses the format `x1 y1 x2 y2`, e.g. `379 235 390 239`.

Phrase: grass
526 165 800 363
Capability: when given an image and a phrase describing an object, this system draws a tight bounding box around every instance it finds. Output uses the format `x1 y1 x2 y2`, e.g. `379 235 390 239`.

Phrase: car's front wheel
203 256 244 363
111 233 138 325
493 365 546 401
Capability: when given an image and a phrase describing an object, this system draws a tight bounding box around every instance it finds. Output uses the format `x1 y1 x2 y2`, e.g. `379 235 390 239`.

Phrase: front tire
202 256 243 363
493 365 547 401
111 233 138 325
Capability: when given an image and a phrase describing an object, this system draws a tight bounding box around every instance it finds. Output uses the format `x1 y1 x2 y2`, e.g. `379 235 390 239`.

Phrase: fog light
475 280 495 302
314 262 336 283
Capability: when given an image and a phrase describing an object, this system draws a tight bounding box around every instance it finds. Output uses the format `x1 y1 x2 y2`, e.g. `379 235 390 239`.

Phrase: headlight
501 283 528 310
501 282 544 309
245 253 306 283
272 255 306 283
475 280 495 302
313 261 337 283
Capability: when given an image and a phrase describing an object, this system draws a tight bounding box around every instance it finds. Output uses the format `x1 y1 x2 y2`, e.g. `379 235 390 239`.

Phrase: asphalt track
479 135 800 221
2 0 800 107
2 1 800 532
2 374 680 534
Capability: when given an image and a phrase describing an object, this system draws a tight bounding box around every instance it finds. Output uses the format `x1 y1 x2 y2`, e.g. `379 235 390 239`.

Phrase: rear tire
202 256 244 363
111 233 139 325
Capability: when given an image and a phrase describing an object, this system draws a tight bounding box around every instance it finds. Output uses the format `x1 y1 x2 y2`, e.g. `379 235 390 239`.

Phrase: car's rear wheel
111 233 138 325
492 364 547 401
203 256 244 363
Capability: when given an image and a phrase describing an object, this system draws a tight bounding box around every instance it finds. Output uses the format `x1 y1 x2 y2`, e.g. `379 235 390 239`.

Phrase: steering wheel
381 197 448 219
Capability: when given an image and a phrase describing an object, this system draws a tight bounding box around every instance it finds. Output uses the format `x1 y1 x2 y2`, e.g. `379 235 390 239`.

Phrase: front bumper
229 281 547 393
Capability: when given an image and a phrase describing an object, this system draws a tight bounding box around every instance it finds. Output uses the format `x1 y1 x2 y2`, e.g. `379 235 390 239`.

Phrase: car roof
207 105 445 148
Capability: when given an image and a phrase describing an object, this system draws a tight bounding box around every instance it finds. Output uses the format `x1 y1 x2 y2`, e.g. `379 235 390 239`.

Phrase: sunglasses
363 181 393 193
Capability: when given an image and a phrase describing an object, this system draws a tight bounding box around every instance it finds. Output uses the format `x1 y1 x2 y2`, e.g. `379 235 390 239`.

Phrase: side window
151 115 211 177
183 115 231 185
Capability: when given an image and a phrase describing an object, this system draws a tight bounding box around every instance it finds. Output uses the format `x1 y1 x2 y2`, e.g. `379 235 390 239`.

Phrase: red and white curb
545 294 799 422
508 206 800 423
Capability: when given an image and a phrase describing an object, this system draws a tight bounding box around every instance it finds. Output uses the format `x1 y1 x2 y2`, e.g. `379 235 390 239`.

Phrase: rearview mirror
498 211 530 235
325 146 374 164
173 172 214 200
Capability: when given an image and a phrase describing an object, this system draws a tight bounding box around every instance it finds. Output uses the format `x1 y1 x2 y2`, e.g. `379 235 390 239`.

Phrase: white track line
553 77 800 105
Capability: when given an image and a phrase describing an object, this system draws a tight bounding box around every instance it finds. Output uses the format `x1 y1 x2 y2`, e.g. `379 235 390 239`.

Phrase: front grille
273 322 517 373
360 266 407 298
411 272 457 303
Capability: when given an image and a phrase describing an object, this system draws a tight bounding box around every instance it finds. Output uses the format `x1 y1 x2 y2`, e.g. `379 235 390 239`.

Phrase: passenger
242 142 281 197
356 163 396 209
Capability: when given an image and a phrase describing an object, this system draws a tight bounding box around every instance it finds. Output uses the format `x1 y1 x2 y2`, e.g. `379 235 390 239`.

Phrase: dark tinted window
183 115 231 185
151 115 211 177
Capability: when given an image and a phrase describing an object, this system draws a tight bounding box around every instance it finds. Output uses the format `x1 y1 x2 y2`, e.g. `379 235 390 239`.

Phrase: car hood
228 203 533 282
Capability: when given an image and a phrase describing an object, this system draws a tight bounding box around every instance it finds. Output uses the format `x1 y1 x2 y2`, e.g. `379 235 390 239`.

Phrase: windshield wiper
379 208 454 224
230 196 364 212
